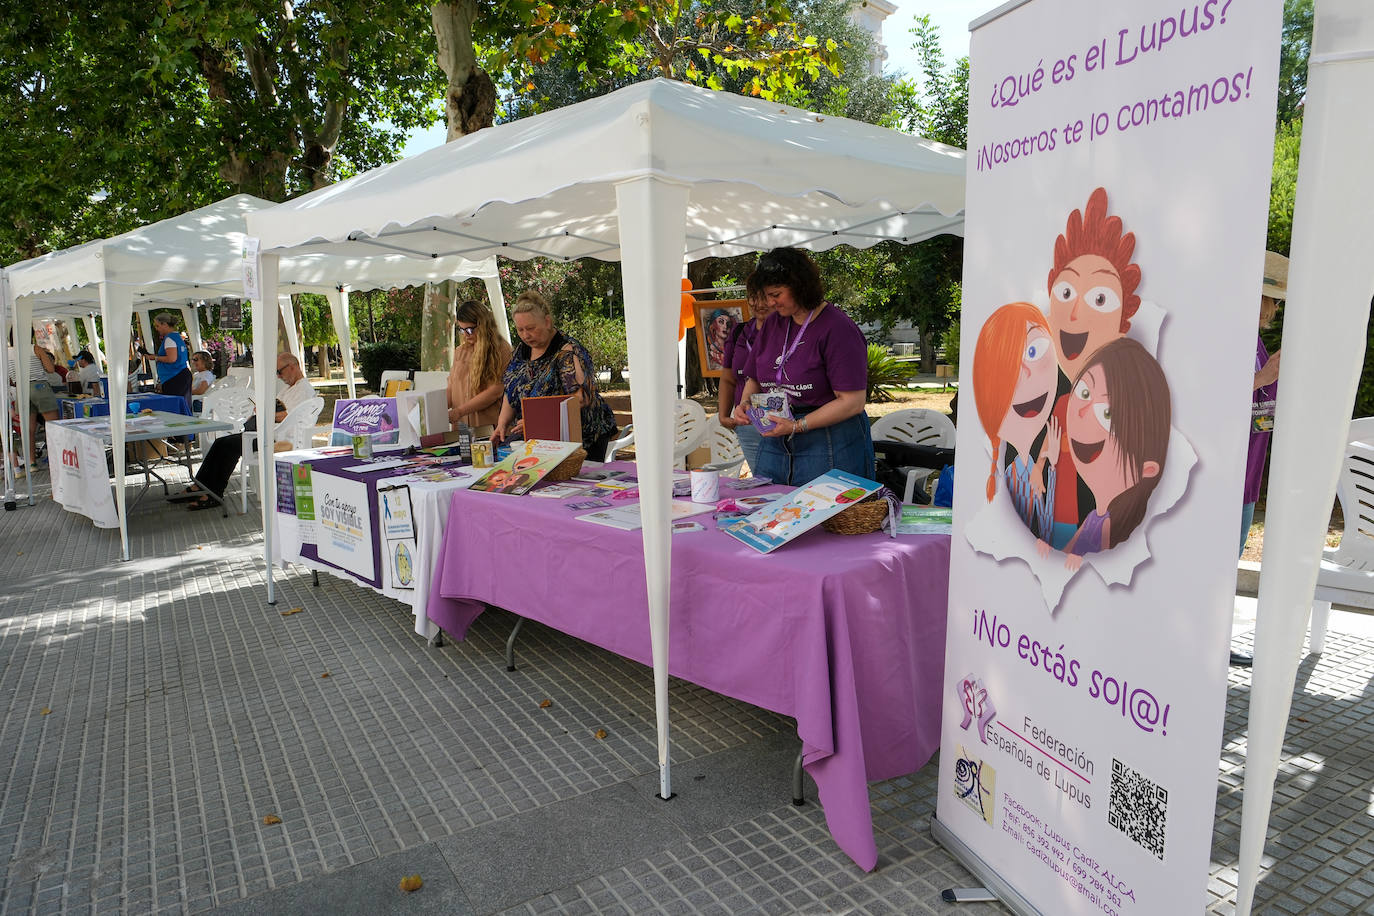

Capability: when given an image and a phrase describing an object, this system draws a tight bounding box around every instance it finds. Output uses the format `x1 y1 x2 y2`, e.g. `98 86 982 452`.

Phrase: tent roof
247 79 966 261
5 194 498 316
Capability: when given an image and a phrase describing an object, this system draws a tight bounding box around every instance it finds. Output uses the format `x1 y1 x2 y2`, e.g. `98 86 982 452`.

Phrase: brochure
570 467 629 483
530 482 593 499
745 391 791 434
672 521 706 534
719 469 881 553
469 439 581 495
566 498 612 511
722 475 772 490
895 505 953 535
330 397 401 447
575 500 714 531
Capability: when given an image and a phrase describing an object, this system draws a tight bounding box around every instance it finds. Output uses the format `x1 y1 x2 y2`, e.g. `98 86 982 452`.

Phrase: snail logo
953 745 996 826
958 674 997 744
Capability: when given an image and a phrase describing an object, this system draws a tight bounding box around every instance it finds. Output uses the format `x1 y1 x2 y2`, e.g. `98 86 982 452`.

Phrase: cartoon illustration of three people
973 188 1172 570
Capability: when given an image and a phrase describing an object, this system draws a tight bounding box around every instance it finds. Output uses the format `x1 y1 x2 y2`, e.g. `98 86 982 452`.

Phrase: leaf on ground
280 607 304 617
261 814 282 825
594 728 608 740
538 699 552 709
320 671 330 678
398 874 423 892
40 707 51 715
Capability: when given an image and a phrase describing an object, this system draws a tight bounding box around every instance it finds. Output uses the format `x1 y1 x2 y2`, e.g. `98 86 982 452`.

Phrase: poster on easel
933 1 1284 913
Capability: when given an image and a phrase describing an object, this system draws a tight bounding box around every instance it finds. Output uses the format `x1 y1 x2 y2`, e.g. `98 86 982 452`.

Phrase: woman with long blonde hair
447 299 513 437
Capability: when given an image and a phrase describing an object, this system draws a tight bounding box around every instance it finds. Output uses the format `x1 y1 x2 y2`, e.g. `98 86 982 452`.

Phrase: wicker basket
543 447 587 482
821 494 889 535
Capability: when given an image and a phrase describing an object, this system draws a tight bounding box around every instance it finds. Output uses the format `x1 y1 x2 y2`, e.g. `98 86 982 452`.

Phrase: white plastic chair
1310 417 1374 654
227 367 253 387
199 388 256 449
412 370 448 393
605 399 710 467
706 422 746 475
379 370 410 396
871 408 957 503
240 396 325 513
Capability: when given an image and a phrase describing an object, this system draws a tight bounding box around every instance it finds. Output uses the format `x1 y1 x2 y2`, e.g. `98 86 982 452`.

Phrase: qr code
1108 758 1167 860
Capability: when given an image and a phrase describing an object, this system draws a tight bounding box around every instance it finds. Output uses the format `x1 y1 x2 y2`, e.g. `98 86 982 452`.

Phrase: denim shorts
753 411 875 486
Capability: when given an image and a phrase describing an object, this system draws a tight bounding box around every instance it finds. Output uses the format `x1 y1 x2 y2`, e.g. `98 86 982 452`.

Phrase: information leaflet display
935 2 1283 913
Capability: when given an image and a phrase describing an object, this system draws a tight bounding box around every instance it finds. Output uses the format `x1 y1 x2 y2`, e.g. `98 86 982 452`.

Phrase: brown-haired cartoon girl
1060 338 1170 570
1046 187 1143 548
973 303 1061 543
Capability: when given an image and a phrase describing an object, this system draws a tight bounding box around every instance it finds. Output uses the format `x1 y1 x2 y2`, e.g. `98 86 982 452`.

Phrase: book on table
468 439 581 496
719 469 882 553
521 394 582 445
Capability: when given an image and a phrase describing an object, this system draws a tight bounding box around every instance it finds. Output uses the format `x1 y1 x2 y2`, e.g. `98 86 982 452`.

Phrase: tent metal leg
505 617 524 671
312 570 319 587
792 749 805 806
428 630 445 649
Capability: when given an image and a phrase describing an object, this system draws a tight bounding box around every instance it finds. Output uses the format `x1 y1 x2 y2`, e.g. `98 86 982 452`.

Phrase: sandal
168 486 205 503
187 495 220 511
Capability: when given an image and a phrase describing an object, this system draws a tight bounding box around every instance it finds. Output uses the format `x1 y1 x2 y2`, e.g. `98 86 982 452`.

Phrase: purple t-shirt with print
721 319 761 407
740 303 867 408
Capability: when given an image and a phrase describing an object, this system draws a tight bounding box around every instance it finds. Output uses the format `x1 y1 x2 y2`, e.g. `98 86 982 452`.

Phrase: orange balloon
678 291 697 340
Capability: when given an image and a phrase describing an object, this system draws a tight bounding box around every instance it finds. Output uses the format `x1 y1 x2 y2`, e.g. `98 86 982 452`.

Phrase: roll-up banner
934 1 1284 913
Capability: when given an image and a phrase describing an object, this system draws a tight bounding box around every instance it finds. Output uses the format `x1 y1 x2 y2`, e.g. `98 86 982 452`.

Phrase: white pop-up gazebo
1 194 503 558
243 78 966 800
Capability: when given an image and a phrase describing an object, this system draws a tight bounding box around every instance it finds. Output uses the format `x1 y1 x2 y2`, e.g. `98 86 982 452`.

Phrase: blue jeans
754 411 875 486
733 422 763 473
1240 501 1256 557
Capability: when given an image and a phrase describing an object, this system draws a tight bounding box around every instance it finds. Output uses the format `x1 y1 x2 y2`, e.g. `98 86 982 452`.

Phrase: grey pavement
2 464 1372 915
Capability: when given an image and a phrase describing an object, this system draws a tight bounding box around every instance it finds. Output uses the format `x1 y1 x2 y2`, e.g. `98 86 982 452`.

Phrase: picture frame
693 298 750 378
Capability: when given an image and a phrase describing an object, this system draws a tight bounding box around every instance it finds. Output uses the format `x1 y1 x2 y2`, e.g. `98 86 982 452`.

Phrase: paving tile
435 782 689 914
206 842 472 915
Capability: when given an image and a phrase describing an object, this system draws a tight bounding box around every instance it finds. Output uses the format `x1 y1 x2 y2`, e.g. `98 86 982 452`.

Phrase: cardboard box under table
426 462 951 871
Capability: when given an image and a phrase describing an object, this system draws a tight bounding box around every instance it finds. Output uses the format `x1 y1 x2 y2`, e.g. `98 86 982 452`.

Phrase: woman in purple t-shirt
731 247 874 485
716 273 772 471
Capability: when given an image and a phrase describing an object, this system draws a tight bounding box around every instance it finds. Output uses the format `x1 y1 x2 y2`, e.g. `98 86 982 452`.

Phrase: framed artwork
219 297 243 330
693 298 750 378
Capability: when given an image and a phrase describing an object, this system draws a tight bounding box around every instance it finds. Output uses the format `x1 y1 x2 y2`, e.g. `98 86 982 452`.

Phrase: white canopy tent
2 194 503 558
1236 1 1374 912
244 78 966 799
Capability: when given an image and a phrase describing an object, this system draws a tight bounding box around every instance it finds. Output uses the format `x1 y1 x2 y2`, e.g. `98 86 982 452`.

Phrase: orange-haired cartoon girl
1046 187 1143 547
1060 338 1170 570
973 302 1061 543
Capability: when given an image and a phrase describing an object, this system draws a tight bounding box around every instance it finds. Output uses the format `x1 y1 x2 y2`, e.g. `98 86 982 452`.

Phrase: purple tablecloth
426 467 951 871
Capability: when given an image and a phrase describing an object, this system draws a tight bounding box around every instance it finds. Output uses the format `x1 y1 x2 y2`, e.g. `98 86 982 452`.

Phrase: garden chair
706 422 746 475
604 399 709 467
412 370 448 393
871 408 956 503
199 388 256 449
239 396 325 513
1309 417 1374 654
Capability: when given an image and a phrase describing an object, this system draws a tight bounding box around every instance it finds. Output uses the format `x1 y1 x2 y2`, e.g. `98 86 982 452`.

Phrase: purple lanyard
774 308 816 383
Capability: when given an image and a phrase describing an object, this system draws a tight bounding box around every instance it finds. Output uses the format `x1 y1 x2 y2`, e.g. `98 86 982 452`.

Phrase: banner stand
932 817 1041 915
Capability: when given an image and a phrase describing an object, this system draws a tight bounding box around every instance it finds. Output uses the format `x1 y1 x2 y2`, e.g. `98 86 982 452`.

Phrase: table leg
792 749 806 806
427 630 445 649
505 617 525 671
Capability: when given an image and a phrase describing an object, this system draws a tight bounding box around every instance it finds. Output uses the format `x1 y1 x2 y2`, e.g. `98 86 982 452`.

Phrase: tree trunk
423 1 497 370
920 329 937 374
318 345 332 380
421 280 458 371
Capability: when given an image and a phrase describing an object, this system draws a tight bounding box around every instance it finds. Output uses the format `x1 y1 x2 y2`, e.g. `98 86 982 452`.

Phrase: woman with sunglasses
731 247 873 485
446 299 513 438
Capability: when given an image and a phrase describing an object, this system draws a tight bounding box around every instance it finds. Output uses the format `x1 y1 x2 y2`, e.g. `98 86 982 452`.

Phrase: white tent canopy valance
1 194 502 556
244 77 966 831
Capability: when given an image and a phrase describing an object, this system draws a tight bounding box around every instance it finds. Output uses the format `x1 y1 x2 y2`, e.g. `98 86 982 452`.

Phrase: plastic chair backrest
277 396 326 450
707 423 746 473
1330 418 1374 570
413 370 448 394
379 370 410 394
870 408 956 449
227 367 253 386
204 388 256 435
673 399 708 462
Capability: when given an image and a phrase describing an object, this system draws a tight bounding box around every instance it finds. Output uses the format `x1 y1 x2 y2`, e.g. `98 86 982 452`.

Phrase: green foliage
1277 0 1312 127
296 294 340 348
357 340 420 392
560 314 629 377
866 343 913 403
941 321 960 371
0 2 443 262
892 14 969 148
1267 118 1301 257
